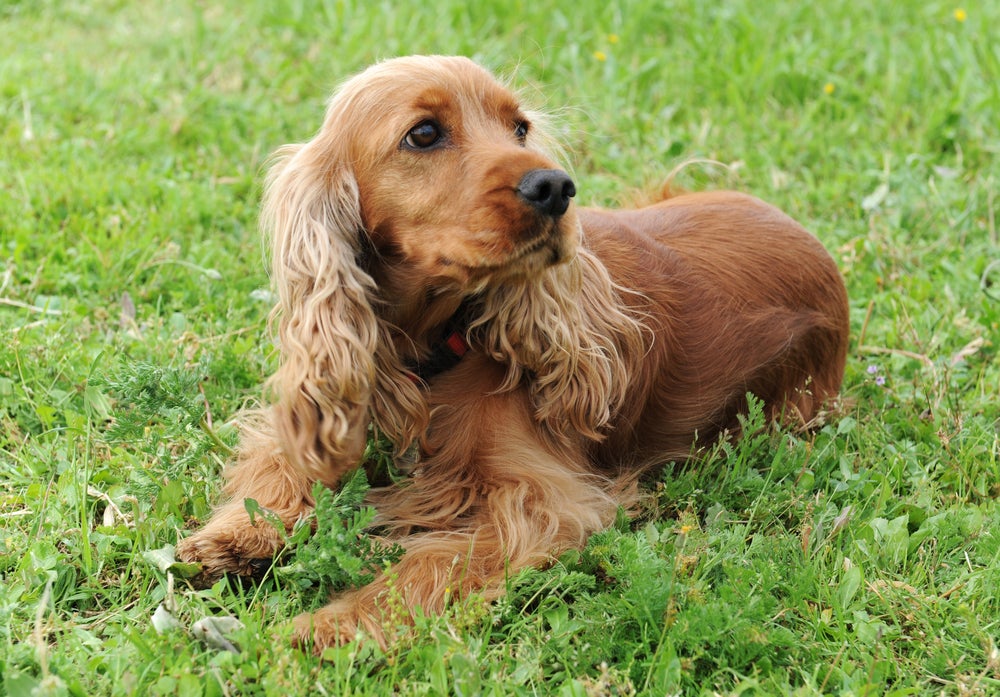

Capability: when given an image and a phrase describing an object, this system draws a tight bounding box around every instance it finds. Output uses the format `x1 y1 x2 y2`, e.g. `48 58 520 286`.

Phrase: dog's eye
404 121 443 150
514 120 529 143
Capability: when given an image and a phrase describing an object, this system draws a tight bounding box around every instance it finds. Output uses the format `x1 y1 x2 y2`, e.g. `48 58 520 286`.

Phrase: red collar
407 303 473 383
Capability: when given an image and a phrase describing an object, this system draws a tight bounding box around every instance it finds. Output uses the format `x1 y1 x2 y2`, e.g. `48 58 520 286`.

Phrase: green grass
2 0 998 694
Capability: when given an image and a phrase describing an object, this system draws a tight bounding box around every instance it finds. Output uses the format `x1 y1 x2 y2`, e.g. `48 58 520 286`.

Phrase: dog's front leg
292 383 625 651
176 417 316 584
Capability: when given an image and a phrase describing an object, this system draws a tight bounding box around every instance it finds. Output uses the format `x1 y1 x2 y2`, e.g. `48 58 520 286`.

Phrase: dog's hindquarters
580 191 850 463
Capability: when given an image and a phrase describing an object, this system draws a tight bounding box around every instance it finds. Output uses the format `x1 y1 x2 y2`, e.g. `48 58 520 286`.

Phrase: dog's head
299 56 578 296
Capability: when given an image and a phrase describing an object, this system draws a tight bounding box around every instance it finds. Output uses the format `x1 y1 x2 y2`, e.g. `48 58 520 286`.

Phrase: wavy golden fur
177 55 849 650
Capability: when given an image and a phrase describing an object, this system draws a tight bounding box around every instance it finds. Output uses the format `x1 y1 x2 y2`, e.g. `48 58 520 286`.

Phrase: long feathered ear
262 140 429 485
472 247 649 442
262 143 380 486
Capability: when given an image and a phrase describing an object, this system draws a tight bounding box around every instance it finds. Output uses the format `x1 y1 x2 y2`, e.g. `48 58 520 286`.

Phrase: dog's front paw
176 502 291 587
291 596 388 653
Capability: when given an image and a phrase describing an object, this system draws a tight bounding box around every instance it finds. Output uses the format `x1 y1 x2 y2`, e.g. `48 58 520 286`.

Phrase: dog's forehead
409 80 521 119
404 65 520 117
354 57 523 122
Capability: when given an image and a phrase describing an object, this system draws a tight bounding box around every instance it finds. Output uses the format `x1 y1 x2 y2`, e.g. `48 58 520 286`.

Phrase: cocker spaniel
177 55 849 650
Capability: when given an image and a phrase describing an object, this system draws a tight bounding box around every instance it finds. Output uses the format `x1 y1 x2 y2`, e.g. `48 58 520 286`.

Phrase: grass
2 0 998 694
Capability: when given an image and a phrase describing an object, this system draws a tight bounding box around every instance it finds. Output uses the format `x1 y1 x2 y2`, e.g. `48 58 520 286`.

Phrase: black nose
516 169 576 217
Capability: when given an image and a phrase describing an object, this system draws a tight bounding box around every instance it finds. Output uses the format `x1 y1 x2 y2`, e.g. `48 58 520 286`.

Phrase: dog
176 55 849 651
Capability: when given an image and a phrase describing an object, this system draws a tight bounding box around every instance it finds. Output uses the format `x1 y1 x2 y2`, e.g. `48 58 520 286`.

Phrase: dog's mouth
432 215 578 288
511 229 562 263
482 223 573 274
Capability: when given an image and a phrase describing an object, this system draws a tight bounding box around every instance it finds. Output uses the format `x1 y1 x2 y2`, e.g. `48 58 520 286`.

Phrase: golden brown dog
177 55 849 650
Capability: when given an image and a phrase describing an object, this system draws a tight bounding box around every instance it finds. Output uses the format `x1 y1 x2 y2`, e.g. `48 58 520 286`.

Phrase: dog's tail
633 158 733 207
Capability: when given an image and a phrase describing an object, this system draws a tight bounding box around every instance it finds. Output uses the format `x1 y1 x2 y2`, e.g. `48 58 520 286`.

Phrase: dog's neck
371 261 476 383
404 299 474 383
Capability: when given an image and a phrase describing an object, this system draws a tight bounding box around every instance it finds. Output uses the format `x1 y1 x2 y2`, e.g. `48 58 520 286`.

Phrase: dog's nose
516 169 576 217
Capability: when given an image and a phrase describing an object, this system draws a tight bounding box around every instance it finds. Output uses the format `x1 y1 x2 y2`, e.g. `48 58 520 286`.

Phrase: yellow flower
594 50 607 62
608 34 620 44
954 8 967 22
823 82 835 95
679 524 695 535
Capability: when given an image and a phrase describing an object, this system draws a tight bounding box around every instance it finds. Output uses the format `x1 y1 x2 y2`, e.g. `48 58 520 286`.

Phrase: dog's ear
262 138 429 483
262 143 378 485
473 249 648 443
467 107 648 440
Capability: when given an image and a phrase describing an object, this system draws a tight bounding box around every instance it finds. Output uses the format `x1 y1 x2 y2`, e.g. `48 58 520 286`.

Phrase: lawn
2 0 998 695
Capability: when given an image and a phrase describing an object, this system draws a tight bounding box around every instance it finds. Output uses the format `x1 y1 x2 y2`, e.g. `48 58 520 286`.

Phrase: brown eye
514 120 529 143
404 121 443 149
